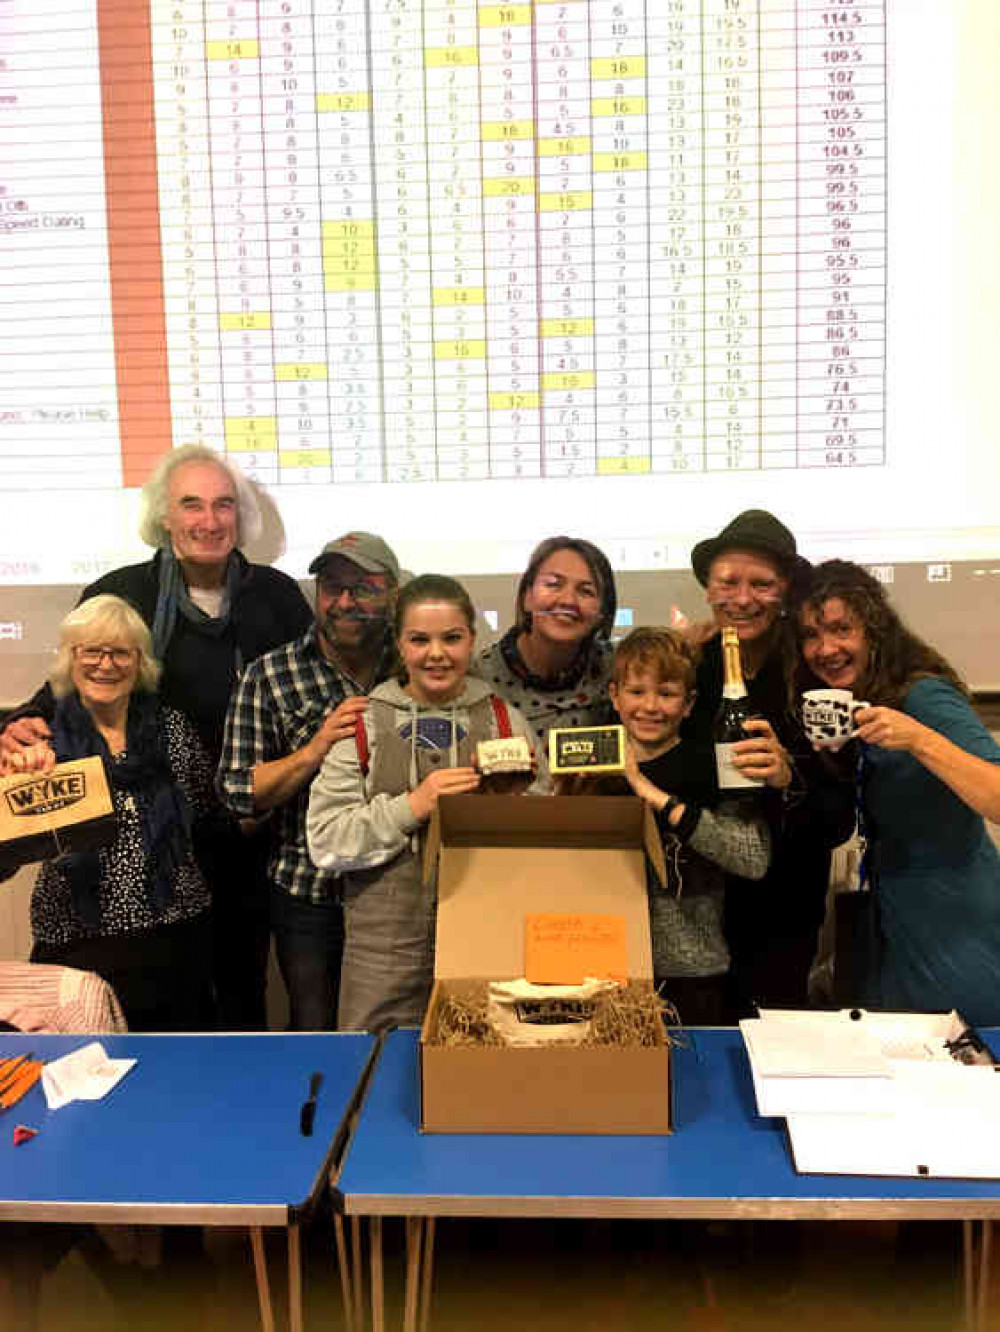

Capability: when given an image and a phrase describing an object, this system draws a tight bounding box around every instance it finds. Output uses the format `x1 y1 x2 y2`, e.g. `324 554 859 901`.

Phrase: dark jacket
684 632 856 938
2 550 312 760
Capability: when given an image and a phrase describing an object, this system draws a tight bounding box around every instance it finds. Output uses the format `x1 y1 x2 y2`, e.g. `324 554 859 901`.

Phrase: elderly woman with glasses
0 595 216 1031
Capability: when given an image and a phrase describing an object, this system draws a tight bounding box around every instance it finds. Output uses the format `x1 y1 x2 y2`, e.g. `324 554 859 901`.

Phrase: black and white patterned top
475 629 614 752
31 707 213 947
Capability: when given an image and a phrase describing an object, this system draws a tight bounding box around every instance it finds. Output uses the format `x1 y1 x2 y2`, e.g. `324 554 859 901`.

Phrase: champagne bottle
714 627 764 794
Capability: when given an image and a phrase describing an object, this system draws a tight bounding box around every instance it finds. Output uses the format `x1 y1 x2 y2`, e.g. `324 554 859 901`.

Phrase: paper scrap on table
525 912 628 985
42 1042 136 1110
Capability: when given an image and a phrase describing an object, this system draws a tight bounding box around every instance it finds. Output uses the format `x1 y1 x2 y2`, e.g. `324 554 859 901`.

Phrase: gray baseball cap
308 532 401 582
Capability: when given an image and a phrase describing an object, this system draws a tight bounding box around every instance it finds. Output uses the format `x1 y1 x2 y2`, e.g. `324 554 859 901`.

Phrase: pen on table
299 1071 323 1137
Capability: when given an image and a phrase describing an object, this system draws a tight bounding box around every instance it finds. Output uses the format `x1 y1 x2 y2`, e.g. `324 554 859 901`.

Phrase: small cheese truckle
548 724 626 777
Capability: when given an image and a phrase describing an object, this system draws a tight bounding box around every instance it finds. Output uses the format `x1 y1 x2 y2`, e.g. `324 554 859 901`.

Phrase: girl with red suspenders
306 574 545 1031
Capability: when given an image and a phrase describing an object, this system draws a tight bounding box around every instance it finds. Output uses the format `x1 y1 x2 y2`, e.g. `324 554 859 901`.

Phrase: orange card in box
525 911 629 985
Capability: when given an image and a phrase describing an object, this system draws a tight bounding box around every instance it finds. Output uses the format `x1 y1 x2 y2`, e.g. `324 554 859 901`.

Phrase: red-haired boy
609 628 771 1024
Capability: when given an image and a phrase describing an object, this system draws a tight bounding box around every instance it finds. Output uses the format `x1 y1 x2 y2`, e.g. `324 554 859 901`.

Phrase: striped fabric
0 960 127 1033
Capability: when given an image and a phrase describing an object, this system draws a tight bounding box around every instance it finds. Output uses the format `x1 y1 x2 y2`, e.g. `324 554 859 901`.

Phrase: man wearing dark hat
684 510 854 1019
217 532 400 1029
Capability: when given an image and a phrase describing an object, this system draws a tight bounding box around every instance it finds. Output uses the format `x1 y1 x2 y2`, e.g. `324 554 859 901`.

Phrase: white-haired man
217 532 400 1030
0 445 312 1029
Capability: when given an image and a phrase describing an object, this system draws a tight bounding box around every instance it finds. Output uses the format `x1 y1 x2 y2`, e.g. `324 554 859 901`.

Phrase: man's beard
320 611 386 656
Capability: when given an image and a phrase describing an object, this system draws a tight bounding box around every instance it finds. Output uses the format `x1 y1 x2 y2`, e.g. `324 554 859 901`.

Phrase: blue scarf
51 692 193 928
151 547 243 666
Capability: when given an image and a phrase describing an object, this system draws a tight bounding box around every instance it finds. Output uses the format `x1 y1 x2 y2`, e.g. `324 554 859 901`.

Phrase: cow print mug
801 688 870 750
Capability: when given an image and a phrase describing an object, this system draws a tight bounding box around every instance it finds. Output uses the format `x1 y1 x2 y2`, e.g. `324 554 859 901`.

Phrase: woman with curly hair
794 559 1000 1024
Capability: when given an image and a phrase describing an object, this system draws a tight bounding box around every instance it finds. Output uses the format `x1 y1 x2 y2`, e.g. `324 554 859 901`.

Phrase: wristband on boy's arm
656 796 700 842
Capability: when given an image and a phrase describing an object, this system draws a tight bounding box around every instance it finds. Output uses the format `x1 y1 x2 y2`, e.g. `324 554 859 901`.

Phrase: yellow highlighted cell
323 255 376 272
219 312 271 332
539 191 591 212
324 274 378 293
592 97 647 117
225 418 277 448
481 120 534 142
540 318 594 338
490 391 540 410
541 371 596 391
539 136 591 157
316 92 371 113
278 450 332 468
206 40 259 60
322 220 376 240
483 177 534 197
323 244 377 264
434 339 487 360
479 5 531 25
433 287 485 307
425 46 478 68
591 55 646 79
275 364 328 382
593 151 648 172
597 457 652 475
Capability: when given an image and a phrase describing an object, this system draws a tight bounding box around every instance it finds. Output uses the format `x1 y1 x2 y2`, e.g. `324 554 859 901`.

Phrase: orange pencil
0 1053 30 1079
0 1055 34 1096
0 1062 42 1111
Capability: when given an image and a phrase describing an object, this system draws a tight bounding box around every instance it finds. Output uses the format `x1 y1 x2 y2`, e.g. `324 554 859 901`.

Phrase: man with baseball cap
217 532 400 1029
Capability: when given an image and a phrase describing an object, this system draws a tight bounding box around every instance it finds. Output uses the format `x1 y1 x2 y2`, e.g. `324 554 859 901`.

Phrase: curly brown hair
792 559 967 707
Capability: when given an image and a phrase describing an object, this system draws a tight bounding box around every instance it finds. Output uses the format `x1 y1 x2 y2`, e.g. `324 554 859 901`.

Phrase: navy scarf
51 692 193 928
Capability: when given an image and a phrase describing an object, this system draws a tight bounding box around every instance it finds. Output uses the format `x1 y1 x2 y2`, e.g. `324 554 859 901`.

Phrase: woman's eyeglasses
74 646 136 668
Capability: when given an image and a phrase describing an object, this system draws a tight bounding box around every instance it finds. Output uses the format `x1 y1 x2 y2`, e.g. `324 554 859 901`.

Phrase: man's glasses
318 578 386 604
74 645 136 668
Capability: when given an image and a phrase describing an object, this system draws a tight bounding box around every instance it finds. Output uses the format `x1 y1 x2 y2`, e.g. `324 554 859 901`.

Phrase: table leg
418 1217 436 1332
288 1222 303 1332
965 1221 975 1332
404 1219 422 1332
963 1220 994 1332
250 1227 276 1332
334 1215 357 1332
371 1218 385 1332
977 1220 992 1332
351 1216 364 1332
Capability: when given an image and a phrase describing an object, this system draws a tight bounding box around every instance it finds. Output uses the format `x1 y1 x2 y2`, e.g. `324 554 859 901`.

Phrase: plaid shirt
216 624 393 902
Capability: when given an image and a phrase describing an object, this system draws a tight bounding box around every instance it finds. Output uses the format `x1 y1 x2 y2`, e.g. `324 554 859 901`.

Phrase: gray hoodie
306 676 546 875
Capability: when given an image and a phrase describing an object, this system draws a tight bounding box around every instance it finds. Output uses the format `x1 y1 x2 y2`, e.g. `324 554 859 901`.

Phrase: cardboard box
419 794 673 1135
0 756 115 870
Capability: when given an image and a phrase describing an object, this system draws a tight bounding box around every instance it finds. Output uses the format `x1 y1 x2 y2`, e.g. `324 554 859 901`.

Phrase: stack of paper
739 1009 1000 1179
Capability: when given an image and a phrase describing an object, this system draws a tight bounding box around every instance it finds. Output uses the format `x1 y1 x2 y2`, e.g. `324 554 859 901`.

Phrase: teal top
863 678 1000 1025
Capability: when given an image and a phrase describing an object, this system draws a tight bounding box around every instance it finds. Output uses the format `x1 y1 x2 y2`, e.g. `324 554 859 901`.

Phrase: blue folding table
335 1028 1000 1332
0 1031 378 1332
